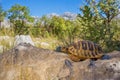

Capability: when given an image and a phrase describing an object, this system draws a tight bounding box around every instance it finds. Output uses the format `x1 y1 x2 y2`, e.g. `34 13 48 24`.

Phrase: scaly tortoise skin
56 40 104 62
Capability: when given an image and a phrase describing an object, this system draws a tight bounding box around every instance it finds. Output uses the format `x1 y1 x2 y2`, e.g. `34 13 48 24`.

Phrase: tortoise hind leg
101 55 111 60
88 55 111 68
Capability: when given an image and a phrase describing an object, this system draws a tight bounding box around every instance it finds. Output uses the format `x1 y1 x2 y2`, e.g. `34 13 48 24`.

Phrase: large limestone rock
14 35 34 46
0 43 120 80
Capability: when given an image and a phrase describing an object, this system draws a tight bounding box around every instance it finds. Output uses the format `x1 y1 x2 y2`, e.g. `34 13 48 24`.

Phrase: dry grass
0 34 63 53
32 36 61 50
0 36 14 53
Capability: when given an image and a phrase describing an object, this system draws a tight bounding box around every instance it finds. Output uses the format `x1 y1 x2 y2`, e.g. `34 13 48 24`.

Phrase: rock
1 20 11 28
14 35 34 46
0 43 120 80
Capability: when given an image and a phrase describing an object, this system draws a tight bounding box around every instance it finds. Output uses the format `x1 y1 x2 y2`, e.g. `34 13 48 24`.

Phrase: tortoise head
56 46 68 53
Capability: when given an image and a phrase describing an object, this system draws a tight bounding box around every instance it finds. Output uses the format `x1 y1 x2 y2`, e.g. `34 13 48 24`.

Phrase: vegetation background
0 0 120 53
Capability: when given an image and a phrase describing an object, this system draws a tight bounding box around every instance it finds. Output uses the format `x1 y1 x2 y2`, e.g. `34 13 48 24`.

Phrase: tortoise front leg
68 54 80 62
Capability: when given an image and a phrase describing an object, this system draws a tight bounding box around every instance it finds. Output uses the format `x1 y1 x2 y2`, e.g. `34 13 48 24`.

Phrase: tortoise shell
56 40 104 61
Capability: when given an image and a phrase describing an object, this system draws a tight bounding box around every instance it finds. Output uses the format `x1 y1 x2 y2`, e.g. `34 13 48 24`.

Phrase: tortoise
56 40 110 62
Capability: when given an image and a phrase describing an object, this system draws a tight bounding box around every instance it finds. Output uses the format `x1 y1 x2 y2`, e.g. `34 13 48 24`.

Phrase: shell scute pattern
60 40 104 61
